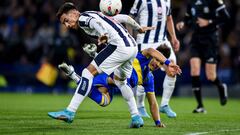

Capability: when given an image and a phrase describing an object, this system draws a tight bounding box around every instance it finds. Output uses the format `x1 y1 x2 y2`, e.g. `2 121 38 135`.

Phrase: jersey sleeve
167 8 172 16
130 0 143 17
113 14 141 30
167 1 172 16
183 3 193 26
112 14 129 23
210 0 230 26
78 13 94 28
79 13 108 36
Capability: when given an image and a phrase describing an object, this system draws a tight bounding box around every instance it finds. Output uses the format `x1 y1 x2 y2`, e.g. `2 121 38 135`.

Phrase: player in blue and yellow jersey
56 43 179 127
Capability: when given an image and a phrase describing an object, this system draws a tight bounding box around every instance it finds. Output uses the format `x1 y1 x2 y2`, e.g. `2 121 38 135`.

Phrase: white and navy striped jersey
130 0 171 44
78 11 137 47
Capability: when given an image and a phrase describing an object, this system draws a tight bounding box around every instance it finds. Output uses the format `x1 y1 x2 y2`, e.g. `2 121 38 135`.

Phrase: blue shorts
88 73 113 106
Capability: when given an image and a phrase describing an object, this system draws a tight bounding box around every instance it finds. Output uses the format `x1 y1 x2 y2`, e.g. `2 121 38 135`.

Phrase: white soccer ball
99 0 122 16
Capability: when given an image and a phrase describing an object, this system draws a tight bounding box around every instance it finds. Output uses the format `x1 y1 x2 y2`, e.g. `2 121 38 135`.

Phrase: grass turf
0 93 240 135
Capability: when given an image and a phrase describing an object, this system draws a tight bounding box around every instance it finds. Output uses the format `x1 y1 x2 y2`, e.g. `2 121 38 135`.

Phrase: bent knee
99 94 111 107
206 75 216 81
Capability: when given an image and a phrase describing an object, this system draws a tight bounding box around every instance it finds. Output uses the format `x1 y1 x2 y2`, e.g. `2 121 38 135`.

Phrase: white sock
160 75 176 107
69 72 81 83
67 69 94 112
114 79 139 116
136 85 146 108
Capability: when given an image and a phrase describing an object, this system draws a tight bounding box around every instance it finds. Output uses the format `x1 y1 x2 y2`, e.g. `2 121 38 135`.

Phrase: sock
114 79 139 116
136 85 146 108
67 69 94 112
69 72 81 84
192 76 203 108
161 75 176 107
211 77 224 97
155 120 161 126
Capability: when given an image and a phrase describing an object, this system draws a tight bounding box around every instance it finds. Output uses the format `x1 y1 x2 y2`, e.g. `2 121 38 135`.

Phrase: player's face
60 10 79 29
148 58 161 71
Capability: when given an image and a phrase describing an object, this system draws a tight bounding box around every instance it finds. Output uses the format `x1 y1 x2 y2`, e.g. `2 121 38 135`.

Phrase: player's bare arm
142 48 182 75
114 14 155 33
167 15 180 52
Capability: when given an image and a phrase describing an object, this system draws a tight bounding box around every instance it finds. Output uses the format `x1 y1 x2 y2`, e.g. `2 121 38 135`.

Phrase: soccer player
129 0 180 118
176 0 230 113
59 43 180 127
47 2 176 128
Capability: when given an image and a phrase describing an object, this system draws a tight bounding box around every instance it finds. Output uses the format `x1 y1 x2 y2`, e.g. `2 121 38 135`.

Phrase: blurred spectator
0 0 239 92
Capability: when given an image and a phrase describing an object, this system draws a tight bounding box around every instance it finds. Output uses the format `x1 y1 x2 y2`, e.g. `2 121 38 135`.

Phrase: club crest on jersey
195 0 202 5
203 7 209 13
218 0 223 4
157 7 163 20
191 7 196 16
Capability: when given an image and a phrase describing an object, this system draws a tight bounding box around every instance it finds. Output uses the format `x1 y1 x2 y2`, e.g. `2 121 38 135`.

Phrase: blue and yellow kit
87 52 157 106
128 52 155 94
88 73 114 107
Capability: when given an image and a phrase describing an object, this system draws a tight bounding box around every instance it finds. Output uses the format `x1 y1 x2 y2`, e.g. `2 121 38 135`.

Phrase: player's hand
138 26 155 33
196 17 209 27
176 21 185 31
171 38 180 52
82 43 97 57
98 34 108 45
167 62 182 76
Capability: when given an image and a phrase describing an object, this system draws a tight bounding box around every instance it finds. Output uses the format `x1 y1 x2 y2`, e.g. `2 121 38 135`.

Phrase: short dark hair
56 2 77 19
156 44 171 58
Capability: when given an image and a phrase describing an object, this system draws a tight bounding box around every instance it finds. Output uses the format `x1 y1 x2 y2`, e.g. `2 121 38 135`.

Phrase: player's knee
114 75 127 82
99 93 111 107
114 79 134 101
206 74 216 81
163 75 176 89
82 68 94 78
166 71 175 77
191 67 200 75
114 78 127 86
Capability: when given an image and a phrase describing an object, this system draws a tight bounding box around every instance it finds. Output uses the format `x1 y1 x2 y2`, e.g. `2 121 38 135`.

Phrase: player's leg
114 70 143 128
48 64 98 123
58 63 113 106
88 86 112 107
205 63 228 105
135 85 150 118
191 57 206 113
113 47 143 128
204 40 228 106
58 62 81 83
159 41 177 118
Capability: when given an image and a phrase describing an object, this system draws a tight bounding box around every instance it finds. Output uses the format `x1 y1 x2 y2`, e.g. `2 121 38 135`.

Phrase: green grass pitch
0 93 240 135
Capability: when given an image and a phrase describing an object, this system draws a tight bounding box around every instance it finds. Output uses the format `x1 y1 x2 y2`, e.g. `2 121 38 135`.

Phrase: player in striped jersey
129 0 180 118
58 42 181 127
48 2 144 128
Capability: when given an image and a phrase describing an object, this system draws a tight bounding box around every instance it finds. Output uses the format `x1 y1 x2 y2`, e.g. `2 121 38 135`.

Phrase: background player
176 0 230 113
129 0 180 118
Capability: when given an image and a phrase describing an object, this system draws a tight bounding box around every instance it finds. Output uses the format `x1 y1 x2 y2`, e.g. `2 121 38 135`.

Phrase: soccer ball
99 0 122 16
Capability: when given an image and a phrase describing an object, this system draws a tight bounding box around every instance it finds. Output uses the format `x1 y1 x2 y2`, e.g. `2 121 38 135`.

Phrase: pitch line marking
185 129 240 135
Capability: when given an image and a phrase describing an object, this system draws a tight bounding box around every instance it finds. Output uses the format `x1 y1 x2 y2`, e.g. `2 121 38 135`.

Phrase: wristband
164 59 171 66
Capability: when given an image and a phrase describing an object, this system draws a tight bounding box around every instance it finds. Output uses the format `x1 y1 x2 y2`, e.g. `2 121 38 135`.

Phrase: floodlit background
0 0 239 97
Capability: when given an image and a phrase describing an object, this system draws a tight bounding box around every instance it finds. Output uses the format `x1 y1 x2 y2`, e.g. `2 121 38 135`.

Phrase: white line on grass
185 129 240 135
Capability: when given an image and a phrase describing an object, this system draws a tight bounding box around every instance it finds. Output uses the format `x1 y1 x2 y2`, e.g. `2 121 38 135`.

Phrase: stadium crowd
0 0 239 92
